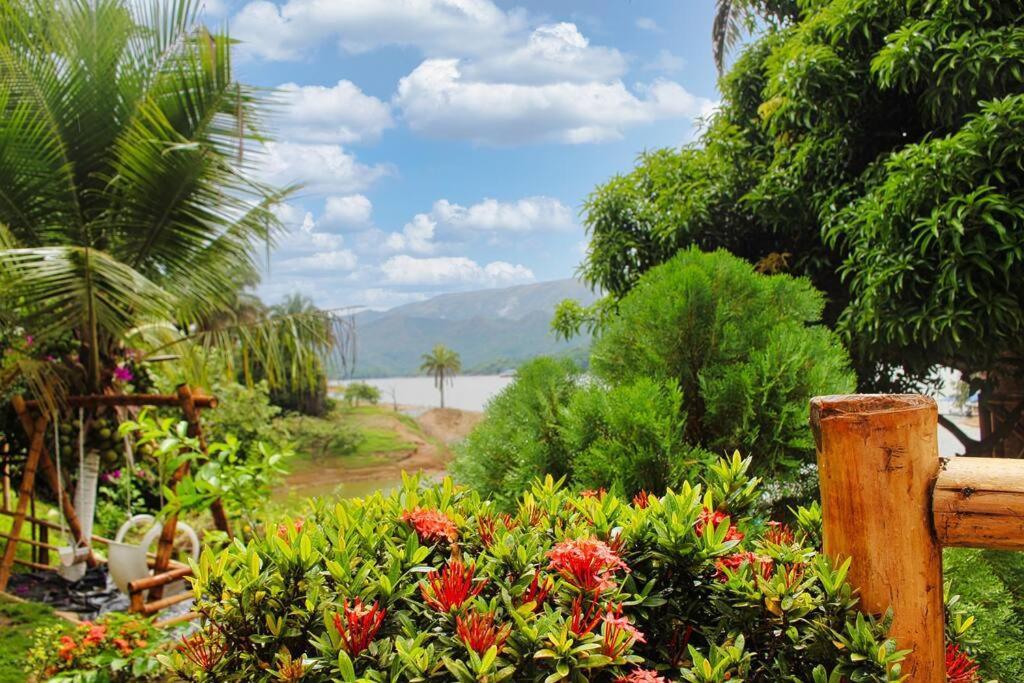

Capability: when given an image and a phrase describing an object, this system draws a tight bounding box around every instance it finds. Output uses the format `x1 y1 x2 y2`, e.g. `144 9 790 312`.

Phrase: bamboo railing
811 394 1024 681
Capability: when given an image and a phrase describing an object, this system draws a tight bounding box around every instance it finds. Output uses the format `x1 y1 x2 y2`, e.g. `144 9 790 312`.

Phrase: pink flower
601 605 645 659
695 508 743 542
616 669 670 683
112 366 134 383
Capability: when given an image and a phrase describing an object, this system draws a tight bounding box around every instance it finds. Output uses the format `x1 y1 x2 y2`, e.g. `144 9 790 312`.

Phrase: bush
451 357 582 509
169 455 967 682
27 612 170 681
455 249 854 505
345 382 382 406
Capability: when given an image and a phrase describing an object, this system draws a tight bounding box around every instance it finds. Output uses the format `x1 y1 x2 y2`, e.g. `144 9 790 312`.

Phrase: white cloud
278 249 359 272
463 23 626 85
635 17 662 33
432 196 573 232
380 255 534 286
233 0 526 62
386 214 437 254
256 142 392 192
277 81 393 144
645 49 686 74
395 59 715 145
321 195 374 230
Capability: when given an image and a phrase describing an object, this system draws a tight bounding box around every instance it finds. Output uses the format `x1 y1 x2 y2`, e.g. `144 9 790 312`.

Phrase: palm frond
712 0 750 76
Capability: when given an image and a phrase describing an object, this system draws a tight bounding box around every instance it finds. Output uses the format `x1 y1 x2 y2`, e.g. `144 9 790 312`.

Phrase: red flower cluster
632 490 655 509
277 517 305 540
456 610 512 655
547 538 630 593
333 598 386 656
57 622 109 662
569 595 603 637
601 605 646 659
764 520 795 546
519 573 553 611
421 559 488 612
615 668 670 683
714 551 772 582
946 643 980 683
179 631 227 672
580 488 608 499
695 508 744 542
401 507 459 544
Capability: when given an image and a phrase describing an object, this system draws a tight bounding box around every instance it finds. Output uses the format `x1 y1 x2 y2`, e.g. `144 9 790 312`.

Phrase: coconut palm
420 345 461 409
0 0 348 407
712 0 752 75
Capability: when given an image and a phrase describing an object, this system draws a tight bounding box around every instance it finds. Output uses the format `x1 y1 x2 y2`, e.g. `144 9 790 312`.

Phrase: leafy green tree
344 381 381 407
0 0 346 408
420 344 461 409
570 0 1024 456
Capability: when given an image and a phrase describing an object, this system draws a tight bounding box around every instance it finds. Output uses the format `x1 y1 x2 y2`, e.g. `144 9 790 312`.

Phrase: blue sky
209 0 720 310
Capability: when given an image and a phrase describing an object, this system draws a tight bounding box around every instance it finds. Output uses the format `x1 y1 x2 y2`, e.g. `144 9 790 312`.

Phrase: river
333 374 514 412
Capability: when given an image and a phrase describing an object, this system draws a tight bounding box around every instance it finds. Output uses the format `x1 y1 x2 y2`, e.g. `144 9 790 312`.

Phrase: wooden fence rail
810 394 1024 681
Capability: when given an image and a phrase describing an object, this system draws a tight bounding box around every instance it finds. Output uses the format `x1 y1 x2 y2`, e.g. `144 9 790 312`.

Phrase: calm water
334 374 514 412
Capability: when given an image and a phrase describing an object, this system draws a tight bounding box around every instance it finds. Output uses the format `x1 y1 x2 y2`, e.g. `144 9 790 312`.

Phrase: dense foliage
571 0 1024 431
169 457 950 682
458 250 853 504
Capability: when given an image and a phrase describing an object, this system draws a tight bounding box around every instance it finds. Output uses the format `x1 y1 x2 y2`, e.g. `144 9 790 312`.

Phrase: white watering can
107 514 200 597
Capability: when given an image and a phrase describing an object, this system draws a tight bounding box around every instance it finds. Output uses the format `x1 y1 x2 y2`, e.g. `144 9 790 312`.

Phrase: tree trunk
439 370 445 409
981 362 1024 458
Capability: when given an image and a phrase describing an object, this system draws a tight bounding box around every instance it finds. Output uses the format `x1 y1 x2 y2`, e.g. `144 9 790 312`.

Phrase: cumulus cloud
277 249 359 272
380 255 534 286
385 214 437 254
432 196 574 232
256 142 392 192
395 58 715 145
276 81 393 144
321 195 374 230
232 0 525 62
463 23 626 85
635 17 662 33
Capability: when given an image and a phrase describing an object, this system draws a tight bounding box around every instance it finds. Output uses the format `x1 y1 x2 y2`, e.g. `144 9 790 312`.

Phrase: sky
206 0 721 311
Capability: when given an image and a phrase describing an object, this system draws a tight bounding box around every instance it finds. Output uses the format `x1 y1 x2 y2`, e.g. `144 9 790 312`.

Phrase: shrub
451 356 582 509
345 382 382 406
27 612 170 681
168 455 963 682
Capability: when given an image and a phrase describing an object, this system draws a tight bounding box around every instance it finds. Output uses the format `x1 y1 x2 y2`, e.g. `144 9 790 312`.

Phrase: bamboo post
810 395 945 681
11 396 97 566
0 415 48 590
933 456 1024 550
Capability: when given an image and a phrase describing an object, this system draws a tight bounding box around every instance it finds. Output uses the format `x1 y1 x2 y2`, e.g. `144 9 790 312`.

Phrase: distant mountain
347 279 599 378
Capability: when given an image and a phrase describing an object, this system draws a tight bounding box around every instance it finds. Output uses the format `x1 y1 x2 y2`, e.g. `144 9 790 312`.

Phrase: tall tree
0 0 348 409
420 344 461 409
570 0 1024 456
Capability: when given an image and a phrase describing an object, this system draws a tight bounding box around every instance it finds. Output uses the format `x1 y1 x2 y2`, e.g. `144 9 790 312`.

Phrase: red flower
519 573 553 611
58 635 77 662
569 595 603 637
601 605 645 659
547 538 630 594
696 508 743 542
616 669 670 683
456 610 512 655
277 517 304 540
332 598 386 656
946 643 980 683
764 521 795 546
632 491 655 508
714 551 771 581
581 488 607 499
477 515 497 547
112 637 133 656
420 559 488 612
401 507 459 544
178 632 226 672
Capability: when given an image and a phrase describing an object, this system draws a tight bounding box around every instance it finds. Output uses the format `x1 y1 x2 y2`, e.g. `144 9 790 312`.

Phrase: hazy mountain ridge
349 279 598 378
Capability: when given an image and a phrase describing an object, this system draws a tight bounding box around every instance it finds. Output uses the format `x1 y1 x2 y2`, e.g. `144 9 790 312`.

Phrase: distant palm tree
420 345 461 409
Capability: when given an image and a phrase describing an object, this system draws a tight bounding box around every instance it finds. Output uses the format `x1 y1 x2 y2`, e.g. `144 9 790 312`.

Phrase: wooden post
810 395 945 682
0 415 48 590
933 456 1024 550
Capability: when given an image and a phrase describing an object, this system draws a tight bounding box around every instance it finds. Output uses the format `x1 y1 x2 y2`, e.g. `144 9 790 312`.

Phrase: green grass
0 595 61 682
352 426 414 458
0 502 58 568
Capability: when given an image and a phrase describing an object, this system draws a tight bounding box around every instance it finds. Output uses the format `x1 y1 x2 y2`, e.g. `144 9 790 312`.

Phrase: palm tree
0 0 349 408
712 0 752 75
420 345 461 409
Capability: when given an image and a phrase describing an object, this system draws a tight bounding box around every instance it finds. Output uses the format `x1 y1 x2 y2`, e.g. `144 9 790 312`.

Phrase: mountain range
347 279 599 378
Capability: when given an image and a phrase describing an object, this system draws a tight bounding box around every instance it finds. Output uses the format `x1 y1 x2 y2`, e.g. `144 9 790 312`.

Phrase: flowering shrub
26 612 170 681
171 454 978 682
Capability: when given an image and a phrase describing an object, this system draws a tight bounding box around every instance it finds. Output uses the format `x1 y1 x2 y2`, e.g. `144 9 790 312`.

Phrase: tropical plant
165 455 976 682
420 344 461 409
0 0 349 412
571 0 1024 456
344 381 382 407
